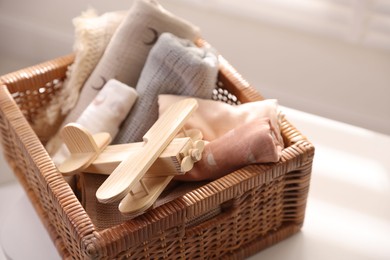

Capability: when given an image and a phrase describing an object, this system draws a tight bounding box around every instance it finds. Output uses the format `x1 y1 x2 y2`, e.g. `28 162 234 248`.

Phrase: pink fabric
158 95 285 181
175 118 283 181
158 95 283 144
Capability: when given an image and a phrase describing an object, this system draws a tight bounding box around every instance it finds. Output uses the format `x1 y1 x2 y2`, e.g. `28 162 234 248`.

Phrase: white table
1 107 390 260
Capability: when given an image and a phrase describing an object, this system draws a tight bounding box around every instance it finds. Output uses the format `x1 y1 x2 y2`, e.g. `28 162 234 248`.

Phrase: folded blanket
158 94 284 144
114 32 219 144
45 9 125 155
62 0 200 126
158 95 284 181
61 9 127 118
175 118 283 181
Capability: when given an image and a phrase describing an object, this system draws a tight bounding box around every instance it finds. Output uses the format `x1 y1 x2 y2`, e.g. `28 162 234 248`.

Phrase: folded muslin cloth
176 118 283 181
61 0 200 126
75 79 138 137
52 79 137 166
158 94 284 144
113 32 219 144
158 95 284 181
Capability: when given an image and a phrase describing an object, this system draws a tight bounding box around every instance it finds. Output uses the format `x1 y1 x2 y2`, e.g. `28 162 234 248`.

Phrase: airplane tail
58 123 111 175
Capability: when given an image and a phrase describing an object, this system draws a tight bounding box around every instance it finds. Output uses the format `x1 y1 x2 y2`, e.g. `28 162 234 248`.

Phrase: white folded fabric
52 79 137 166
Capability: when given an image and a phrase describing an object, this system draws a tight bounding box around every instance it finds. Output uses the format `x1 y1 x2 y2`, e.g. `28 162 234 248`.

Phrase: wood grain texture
84 137 191 175
96 98 198 203
58 123 111 175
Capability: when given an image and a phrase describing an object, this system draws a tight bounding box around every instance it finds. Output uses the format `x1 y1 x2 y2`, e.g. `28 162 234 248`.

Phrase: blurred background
1 0 390 184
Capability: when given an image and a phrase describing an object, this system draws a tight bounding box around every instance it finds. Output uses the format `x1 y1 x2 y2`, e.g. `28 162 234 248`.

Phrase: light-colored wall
0 0 389 183
164 1 390 137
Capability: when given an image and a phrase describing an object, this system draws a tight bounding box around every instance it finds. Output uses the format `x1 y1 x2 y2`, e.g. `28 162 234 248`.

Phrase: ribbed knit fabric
113 32 219 144
60 9 127 117
61 0 200 126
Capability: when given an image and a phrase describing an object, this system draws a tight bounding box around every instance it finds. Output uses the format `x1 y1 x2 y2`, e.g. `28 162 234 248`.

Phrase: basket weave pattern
0 54 314 259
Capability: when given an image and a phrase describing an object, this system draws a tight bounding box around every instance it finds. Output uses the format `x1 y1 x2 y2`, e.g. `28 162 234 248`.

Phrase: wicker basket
0 51 314 259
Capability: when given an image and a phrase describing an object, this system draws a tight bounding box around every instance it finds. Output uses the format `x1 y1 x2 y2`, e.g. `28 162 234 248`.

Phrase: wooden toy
58 98 204 216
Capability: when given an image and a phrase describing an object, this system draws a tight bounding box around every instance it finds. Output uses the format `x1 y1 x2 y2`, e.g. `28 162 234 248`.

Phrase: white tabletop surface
1 106 389 260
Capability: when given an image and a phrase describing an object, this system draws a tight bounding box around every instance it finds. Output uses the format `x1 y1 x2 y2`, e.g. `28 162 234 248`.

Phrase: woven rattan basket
0 50 314 259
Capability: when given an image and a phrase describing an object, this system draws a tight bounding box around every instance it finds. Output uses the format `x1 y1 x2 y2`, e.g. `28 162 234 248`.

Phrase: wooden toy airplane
58 98 204 216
